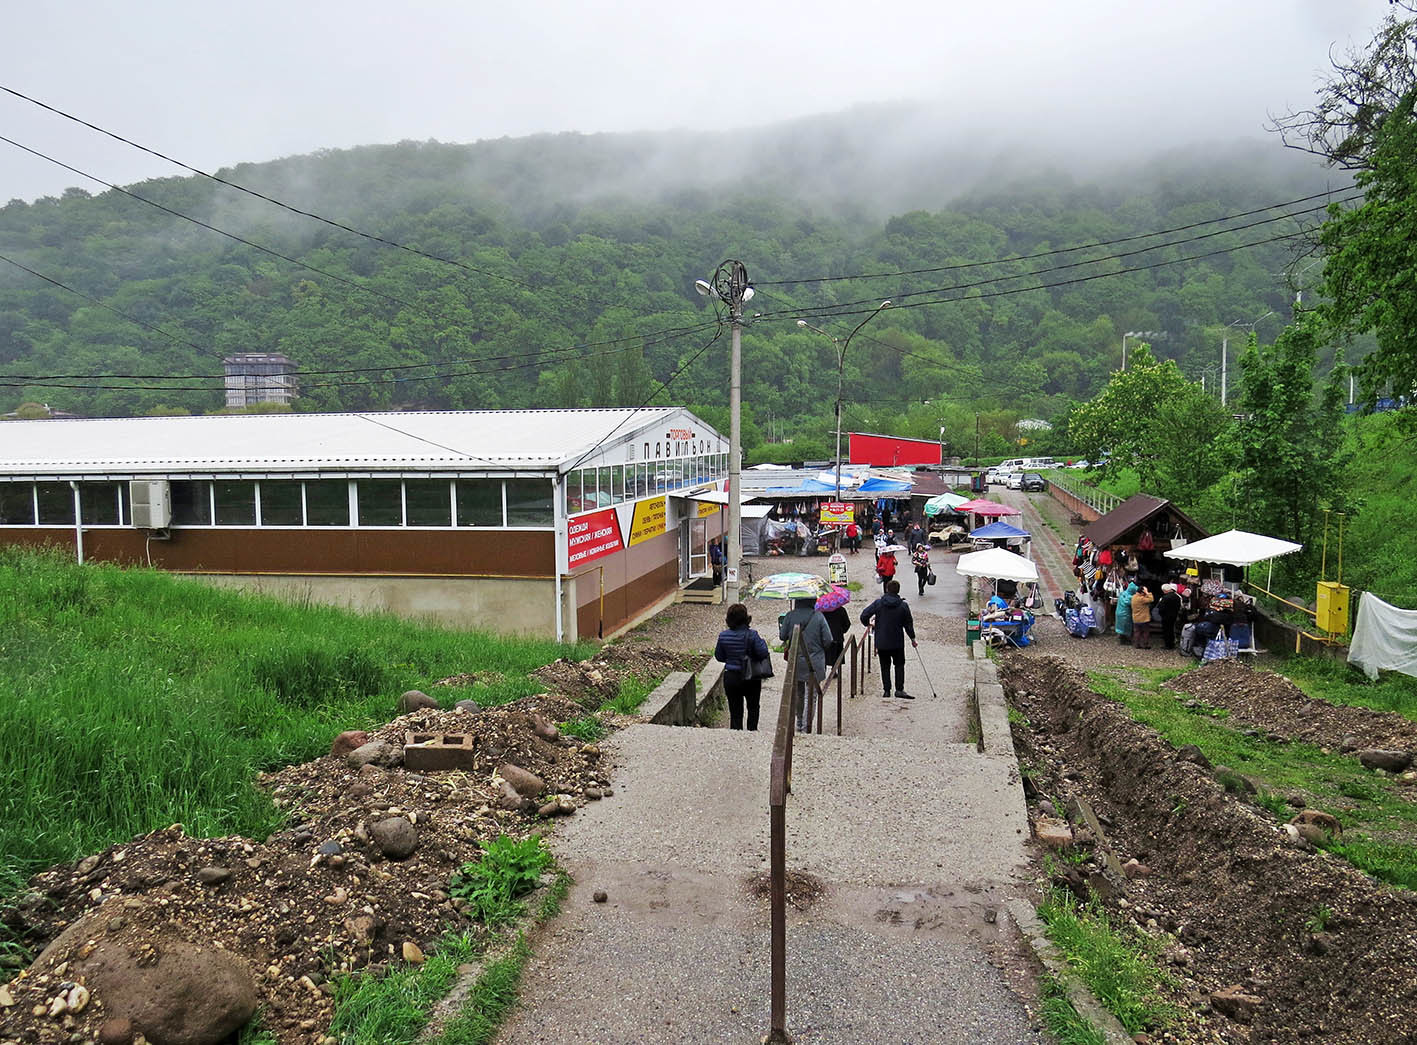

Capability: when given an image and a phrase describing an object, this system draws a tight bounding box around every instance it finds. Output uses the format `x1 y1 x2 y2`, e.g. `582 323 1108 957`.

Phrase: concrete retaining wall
644 671 697 726
1047 482 1101 523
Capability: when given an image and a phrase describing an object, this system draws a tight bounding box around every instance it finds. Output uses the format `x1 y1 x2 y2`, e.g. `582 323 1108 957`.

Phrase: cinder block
403 731 476 771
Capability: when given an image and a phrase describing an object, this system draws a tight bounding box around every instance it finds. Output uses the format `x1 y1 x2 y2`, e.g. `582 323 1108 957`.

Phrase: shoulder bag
742 630 775 680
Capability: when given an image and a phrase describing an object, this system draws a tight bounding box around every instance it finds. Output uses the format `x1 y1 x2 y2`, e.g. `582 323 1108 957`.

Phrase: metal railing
766 623 872 1041
1043 469 1122 516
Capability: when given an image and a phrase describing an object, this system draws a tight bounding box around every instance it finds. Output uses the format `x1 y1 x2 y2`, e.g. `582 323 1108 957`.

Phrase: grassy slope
0 548 591 891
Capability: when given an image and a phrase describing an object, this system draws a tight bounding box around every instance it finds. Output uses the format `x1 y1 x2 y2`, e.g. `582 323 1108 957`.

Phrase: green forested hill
0 110 1346 456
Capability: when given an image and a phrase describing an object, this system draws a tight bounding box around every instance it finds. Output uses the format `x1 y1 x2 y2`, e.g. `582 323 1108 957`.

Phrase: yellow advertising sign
696 499 721 518
628 496 668 545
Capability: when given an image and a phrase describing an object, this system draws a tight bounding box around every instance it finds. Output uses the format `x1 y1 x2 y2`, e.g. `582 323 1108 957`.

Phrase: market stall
956 546 1041 647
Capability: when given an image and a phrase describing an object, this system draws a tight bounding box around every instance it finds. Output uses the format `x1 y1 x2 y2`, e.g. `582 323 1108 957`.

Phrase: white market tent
1162 529 1303 567
955 546 1040 583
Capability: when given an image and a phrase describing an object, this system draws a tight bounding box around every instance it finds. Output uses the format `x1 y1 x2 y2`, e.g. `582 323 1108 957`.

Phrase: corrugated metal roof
1082 493 1208 548
0 408 694 476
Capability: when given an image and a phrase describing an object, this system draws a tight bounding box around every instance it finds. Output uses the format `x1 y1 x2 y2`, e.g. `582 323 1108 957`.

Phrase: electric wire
757 186 1353 286
0 321 713 393
0 134 458 319
0 250 717 383
756 226 1320 325
0 83 530 289
752 196 1357 321
561 321 726 475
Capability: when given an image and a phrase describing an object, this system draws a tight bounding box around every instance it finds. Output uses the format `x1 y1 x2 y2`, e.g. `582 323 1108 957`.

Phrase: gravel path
497 548 1046 1044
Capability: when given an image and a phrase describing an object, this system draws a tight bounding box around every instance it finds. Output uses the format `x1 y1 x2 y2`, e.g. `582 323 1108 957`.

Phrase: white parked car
1005 472 1025 490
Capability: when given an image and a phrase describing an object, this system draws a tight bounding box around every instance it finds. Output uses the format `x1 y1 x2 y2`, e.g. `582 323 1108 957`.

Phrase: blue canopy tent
970 521 1030 540
858 477 912 494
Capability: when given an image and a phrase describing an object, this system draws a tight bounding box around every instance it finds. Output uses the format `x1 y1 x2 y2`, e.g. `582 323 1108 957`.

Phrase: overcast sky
0 0 1388 204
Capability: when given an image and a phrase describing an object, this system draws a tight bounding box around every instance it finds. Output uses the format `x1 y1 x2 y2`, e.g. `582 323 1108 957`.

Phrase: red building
847 432 941 467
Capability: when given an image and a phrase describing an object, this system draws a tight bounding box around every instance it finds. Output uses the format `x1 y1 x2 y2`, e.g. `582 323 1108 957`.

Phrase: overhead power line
758 186 1352 287
0 83 529 289
754 195 1357 321
0 134 452 320
759 226 1324 326
0 250 717 384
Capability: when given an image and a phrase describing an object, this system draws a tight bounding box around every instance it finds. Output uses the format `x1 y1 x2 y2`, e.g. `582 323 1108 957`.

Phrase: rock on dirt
35 913 257 1044
346 739 396 768
399 690 439 713
371 816 418 860
328 730 370 759
1357 748 1412 773
1033 818 1074 849
1210 985 1263 1023
499 763 546 796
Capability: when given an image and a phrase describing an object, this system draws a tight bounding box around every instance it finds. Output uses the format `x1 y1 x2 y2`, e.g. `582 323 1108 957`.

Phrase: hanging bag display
1170 524 1188 549
1138 528 1155 552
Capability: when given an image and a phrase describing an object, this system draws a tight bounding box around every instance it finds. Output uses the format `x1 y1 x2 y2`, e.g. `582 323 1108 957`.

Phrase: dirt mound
531 644 693 709
1003 654 1417 1044
1 705 614 1044
744 870 826 911
1163 659 1417 753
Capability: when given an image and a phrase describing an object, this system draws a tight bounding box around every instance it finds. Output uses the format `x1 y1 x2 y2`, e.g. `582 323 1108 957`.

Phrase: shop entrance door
680 517 710 584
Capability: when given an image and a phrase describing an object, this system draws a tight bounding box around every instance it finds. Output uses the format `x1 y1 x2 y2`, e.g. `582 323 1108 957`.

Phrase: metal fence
1043 469 1122 516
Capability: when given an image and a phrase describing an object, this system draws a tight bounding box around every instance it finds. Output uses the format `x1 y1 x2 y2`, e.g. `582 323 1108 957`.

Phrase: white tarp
955 546 1040 583
1162 529 1302 567
1348 591 1417 681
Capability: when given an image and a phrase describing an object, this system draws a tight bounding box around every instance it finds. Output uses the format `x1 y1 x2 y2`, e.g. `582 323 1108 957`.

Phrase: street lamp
1121 330 1162 372
1222 311 1277 407
695 261 753 603
796 300 892 499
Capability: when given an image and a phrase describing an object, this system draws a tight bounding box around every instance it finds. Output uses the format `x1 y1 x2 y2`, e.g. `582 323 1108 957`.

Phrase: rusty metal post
849 636 857 697
767 801 790 1042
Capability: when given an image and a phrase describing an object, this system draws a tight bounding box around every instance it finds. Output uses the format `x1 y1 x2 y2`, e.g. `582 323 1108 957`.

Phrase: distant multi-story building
223 353 297 408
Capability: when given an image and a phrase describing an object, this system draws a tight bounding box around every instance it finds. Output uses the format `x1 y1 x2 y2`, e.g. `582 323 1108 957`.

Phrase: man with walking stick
860 579 917 700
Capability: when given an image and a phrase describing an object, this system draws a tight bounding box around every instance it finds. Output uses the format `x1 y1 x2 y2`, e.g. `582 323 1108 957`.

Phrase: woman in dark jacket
713 602 771 730
820 603 851 673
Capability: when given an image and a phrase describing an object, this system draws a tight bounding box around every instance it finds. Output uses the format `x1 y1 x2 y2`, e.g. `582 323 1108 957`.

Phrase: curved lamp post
796 301 892 499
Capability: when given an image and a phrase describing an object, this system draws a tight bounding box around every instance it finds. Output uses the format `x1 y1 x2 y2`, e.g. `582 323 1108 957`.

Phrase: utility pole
696 261 753 603
974 414 980 468
1221 337 1228 407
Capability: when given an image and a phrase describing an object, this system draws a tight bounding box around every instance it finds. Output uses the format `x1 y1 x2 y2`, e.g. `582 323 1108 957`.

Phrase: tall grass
0 548 592 893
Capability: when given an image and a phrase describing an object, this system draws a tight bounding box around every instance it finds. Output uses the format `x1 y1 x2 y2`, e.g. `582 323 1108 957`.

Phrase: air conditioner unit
129 480 172 529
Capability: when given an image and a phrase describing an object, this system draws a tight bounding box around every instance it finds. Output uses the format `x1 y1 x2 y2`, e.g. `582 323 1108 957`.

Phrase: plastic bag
1202 628 1239 663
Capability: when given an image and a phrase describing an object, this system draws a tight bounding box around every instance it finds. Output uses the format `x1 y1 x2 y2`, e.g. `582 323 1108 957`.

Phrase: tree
1274 4 1417 407
1234 319 1350 548
1067 345 1232 502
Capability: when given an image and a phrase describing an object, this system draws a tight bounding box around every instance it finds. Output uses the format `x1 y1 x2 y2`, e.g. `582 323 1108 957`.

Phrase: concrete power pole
1221 337 1228 408
696 260 753 604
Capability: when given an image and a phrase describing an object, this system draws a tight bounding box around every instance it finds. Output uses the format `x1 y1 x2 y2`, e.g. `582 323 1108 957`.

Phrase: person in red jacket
875 549 897 589
845 519 860 554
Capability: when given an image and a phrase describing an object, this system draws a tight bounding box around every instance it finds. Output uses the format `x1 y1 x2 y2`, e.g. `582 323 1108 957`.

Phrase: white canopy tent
1163 528 1302 589
955 546 1040 583
1162 529 1302 567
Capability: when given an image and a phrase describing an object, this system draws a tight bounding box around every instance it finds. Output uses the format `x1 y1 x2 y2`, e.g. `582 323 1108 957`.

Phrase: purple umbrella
815 585 851 612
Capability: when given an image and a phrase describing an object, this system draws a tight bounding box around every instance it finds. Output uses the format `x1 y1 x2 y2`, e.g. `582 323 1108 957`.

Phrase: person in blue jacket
714 603 770 730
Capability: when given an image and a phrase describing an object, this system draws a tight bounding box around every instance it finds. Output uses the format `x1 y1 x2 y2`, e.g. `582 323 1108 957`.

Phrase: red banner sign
567 507 623 568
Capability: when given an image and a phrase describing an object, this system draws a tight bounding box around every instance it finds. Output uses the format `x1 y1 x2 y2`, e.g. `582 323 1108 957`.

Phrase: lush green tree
1234 319 1350 548
1275 3 1417 407
1068 345 1232 499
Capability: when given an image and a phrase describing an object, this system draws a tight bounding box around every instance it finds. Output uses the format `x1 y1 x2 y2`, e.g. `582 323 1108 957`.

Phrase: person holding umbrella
860 579 917 700
816 585 852 675
780 596 833 732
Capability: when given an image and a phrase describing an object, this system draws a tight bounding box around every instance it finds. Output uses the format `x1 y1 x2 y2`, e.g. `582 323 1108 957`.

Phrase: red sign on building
848 432 941 467
567 507 623 568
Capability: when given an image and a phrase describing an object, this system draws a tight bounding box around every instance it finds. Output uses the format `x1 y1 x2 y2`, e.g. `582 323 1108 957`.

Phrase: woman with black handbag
714 602 772 731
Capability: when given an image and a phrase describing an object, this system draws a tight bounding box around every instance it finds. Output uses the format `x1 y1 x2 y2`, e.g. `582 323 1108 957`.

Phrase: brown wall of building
572 529 679 639
0 527 555 577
